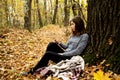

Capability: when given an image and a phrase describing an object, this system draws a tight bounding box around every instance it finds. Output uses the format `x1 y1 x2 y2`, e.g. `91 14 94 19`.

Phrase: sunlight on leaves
0 25 119 80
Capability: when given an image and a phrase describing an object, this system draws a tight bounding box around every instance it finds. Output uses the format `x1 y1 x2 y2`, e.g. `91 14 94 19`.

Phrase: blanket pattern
34 56 84 80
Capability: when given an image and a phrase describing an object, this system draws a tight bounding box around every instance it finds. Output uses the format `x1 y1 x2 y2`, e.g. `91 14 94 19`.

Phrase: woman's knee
47 42 57 48
48 42 56 45
46 42 64 53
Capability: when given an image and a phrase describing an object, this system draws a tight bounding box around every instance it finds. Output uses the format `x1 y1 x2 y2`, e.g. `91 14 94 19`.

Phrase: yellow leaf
93 70 111 80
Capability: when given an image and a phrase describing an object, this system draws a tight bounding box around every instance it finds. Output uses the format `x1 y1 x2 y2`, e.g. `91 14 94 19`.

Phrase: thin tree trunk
0 1 3 26
24 0 32 32
49 0 53 23
52 0 58 24
11 0 16 26
44 0 47 25
36 0 43 28
77 2 87 23
72 0 78 16
64 0 70 26
50 0 53 10
32 0 36 28
4 0 9 26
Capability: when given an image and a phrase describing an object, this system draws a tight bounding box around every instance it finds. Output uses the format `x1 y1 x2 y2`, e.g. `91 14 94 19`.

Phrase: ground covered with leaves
0 25 120 80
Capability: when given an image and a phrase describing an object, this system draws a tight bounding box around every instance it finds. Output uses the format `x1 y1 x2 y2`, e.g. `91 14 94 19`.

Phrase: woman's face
70 21 75 32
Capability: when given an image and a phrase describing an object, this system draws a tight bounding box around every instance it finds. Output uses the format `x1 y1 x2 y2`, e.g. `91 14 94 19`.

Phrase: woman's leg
22 42 66 75
28 42 65 74
29 51 71 74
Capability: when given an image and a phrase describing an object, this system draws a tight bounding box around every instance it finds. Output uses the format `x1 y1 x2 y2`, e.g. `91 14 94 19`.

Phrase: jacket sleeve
59 36 71 49
62 34 89 56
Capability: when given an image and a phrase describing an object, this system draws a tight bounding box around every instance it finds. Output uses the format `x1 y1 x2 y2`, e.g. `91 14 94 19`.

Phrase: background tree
36 0 43 28
0 1 4 27
52 0 58 24
31 0 36 28
71 0 79 16
47 0 53 24
4 0 9 26
84 0 120 74
24 0 32 32
44 0 47 25
77 0 87 23
71 0 87 24
64 0 70 26
0 0 87 30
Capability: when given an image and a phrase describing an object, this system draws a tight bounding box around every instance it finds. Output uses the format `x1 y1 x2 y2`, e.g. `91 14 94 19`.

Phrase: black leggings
31 42 71 73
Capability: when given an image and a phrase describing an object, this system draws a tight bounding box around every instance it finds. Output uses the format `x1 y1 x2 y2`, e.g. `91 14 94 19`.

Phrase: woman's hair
70 16 86 36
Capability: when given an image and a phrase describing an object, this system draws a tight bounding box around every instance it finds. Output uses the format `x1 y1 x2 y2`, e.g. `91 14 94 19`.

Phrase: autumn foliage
0 25 119 80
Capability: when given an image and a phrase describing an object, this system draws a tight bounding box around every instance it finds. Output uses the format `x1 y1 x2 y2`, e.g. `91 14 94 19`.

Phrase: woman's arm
61 34 89 56
55 39 68 49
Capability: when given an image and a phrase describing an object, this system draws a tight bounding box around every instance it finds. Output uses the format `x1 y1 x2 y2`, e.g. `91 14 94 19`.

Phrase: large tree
84 0 120 74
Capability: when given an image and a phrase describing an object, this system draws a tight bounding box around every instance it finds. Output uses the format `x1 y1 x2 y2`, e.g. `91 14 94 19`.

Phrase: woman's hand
58 53 63 55
54 40 61 44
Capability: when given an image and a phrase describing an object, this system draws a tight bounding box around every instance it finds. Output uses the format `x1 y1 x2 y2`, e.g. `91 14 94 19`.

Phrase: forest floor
0 25 120 80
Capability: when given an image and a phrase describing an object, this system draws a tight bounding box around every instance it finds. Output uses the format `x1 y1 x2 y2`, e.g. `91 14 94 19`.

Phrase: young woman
22 16 89 75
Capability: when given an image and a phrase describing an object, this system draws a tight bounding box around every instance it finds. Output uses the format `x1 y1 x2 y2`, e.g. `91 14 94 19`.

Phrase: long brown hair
70 16 86 36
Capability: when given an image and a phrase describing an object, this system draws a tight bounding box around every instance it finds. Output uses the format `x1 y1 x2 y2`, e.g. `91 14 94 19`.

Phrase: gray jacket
59 33 89 56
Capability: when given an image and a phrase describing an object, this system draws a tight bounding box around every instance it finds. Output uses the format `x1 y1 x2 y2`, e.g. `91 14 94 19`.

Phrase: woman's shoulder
71 33 89 38
78 33 89 38
82 33 89 37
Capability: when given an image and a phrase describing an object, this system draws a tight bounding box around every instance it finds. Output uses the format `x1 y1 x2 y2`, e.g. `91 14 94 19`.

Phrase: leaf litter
0 25 120 80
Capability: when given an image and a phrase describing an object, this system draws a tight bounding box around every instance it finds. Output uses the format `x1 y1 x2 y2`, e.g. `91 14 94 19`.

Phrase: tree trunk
71 0 86 23
32 0 36 28
24 0 32 32
4 0 9 26
72 0 78 16
84 0 120 74
36 0 43 28
52 0 58 24
0 1 3 26
77 1 87 23
44 0 47 25
64 0 70 26
49 0 53 24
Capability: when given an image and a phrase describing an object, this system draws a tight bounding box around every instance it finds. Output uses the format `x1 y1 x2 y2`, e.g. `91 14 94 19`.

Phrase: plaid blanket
34 56 84 80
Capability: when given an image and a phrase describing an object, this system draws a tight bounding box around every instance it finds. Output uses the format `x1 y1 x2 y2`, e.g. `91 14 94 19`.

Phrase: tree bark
72 0 78 16
49 0 53 24
84 0 120 74
0 1 3 26
24 0 32 32
77 1 87 23
44 0 47 25
52 0 58 24
4 0 9 26
64 0 70 26
36 0 43 28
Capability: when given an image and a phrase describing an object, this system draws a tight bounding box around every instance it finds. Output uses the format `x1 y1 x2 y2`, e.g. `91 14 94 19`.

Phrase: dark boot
21 68 34 76
27 68 34 74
